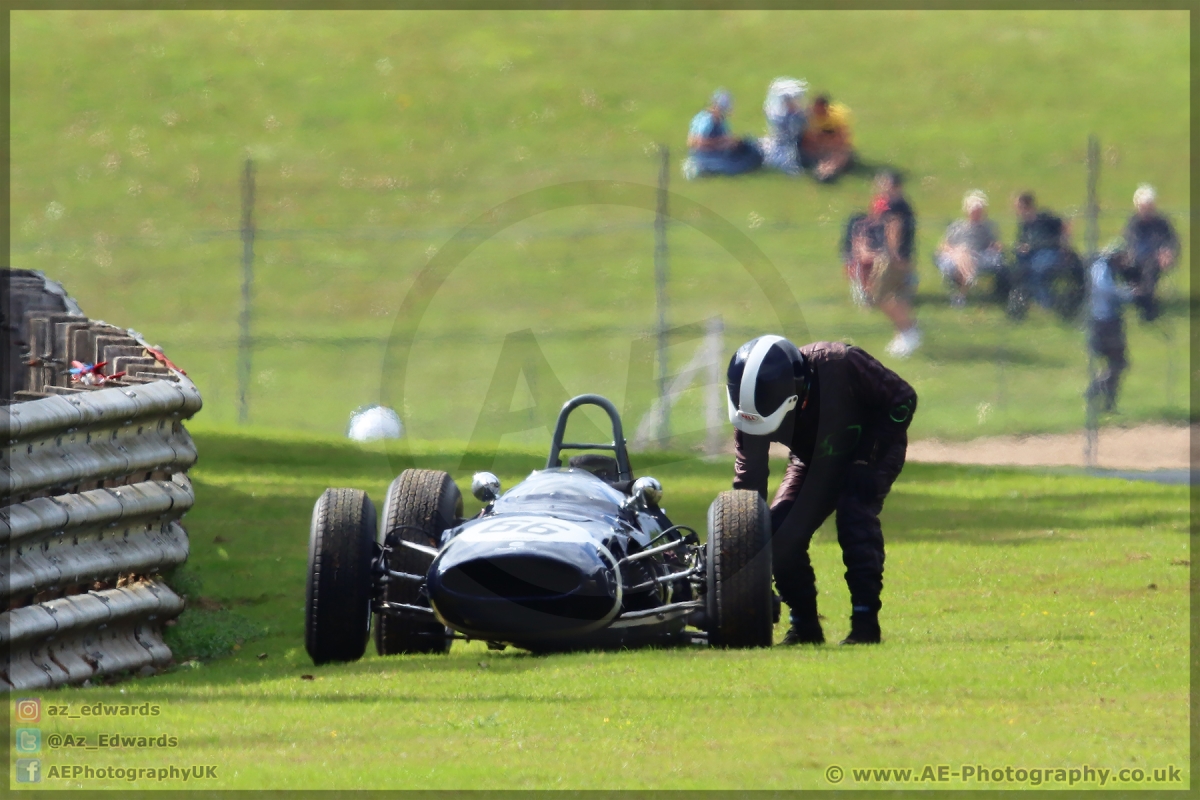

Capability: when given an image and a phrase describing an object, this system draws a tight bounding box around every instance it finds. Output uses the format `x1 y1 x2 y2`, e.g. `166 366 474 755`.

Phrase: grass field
10 431 1189 790
6 11 1191 792
8 10 1191 448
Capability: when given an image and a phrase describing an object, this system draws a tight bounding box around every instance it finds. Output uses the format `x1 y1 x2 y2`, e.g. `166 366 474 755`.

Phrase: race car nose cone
428 539 621 640
440 552 586 598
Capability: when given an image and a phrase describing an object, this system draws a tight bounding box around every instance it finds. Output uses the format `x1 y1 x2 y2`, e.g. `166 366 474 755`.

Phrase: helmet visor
727 390 798 435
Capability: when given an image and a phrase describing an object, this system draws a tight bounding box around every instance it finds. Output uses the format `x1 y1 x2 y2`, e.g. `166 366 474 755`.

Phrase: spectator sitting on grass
934 190 1004 307
760 77 808 176
799 93 854 182
1013 192 1070 310
682 89 764 180
1121 183 1179 322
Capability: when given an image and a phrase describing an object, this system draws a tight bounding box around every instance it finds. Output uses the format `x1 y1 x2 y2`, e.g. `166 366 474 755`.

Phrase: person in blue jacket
1086 243 1137 412
682 89 763 180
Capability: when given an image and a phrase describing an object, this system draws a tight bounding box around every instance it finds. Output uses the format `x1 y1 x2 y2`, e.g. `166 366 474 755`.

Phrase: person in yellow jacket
800 94 855 182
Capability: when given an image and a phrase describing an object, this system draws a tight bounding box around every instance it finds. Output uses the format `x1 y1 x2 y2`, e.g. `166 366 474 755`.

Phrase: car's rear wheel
375 469 462 655
706 490 774 648
305 488 376 665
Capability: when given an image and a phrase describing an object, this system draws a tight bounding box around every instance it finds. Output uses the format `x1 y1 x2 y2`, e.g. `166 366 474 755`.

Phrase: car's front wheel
706 490 774 648
375 469 462 656
305 488 376 665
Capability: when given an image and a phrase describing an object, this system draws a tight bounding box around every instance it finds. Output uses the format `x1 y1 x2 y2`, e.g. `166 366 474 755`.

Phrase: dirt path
906 424 1191 471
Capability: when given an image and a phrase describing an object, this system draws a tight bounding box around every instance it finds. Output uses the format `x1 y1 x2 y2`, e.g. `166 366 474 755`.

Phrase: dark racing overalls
733 341 916 619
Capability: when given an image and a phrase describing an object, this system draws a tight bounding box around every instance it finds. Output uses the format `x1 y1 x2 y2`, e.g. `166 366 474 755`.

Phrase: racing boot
839 610 881 645
780 600 825 645
782 618 825 645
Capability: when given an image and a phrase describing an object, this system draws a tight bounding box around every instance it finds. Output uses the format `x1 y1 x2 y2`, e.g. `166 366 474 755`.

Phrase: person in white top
933 190 1004 307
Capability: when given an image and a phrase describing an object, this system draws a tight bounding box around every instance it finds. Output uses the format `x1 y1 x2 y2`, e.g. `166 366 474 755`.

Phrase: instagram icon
15 698 40 723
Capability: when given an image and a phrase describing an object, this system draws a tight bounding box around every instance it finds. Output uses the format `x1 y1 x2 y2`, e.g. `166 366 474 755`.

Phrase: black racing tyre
1005 287 1029 321
305 488 376 666
988 267 1011 305
1049 251 1086 321
705 490 774 648
375 469 462 656
1002 259 1029 321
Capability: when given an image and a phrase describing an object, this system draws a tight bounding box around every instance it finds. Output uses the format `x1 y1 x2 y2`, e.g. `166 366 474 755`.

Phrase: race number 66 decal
481 518 566 536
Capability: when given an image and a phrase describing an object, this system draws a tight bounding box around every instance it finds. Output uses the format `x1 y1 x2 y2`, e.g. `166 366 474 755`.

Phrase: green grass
6 11 1191 792
12 430 1188 790
8 10 1191 448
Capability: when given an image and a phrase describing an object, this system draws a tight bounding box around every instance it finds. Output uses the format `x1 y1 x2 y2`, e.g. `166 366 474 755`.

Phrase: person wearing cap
760 77 808 176
682 89 764 180
727 335 917 645
934 190 1004 307
1121 184 1179 322
799 93 854 182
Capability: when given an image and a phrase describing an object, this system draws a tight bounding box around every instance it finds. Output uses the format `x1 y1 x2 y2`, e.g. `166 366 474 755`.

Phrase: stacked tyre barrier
1 269 202 691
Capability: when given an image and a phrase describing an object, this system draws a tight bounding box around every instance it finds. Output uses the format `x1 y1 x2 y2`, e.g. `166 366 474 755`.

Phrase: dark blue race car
304 395 778 663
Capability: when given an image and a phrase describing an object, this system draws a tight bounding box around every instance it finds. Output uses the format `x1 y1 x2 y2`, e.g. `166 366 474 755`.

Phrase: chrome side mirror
471 472 501 503
630 476 663 508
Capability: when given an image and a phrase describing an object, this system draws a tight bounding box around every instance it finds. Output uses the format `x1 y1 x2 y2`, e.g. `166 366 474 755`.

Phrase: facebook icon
16 758 41 783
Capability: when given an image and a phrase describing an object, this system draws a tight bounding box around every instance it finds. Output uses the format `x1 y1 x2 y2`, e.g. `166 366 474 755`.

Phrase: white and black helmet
726 335 807 435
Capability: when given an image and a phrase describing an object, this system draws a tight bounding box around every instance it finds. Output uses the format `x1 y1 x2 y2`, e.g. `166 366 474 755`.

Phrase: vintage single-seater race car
304 394 779 663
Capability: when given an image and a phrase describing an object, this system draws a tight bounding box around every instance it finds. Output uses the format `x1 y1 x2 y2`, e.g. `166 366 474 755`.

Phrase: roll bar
546 394 633 481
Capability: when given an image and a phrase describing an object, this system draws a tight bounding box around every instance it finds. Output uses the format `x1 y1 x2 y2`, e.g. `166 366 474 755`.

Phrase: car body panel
426 468 673 647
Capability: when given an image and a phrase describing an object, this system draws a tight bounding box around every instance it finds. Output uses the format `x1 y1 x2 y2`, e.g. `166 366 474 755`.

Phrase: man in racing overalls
727 336 917 645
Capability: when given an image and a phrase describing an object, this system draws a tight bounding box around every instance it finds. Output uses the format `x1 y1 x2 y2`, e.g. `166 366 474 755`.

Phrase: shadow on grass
885 479 1185 546
192 430 715 483
151 633 723 694
191 430 396 480
916 339 1071 368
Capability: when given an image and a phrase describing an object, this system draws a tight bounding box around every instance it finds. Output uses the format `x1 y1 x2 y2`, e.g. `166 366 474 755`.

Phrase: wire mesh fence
7 160 1188 455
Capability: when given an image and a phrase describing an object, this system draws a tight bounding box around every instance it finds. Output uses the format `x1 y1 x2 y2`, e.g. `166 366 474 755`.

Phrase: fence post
238 159 256 425
1083 135 1099 467
654 144 670 448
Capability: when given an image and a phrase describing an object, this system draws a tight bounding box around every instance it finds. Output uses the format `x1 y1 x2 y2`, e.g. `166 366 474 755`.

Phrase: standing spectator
799 94 855 182
934 190 1004 307
760 77 808 176
873 172 921 357
1122 184 1179 322
682 89 764 180
1012 192 1070 310
1086 244 1136 411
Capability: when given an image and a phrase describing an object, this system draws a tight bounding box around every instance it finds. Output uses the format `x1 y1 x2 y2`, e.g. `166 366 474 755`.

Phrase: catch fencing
1 270 202 691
